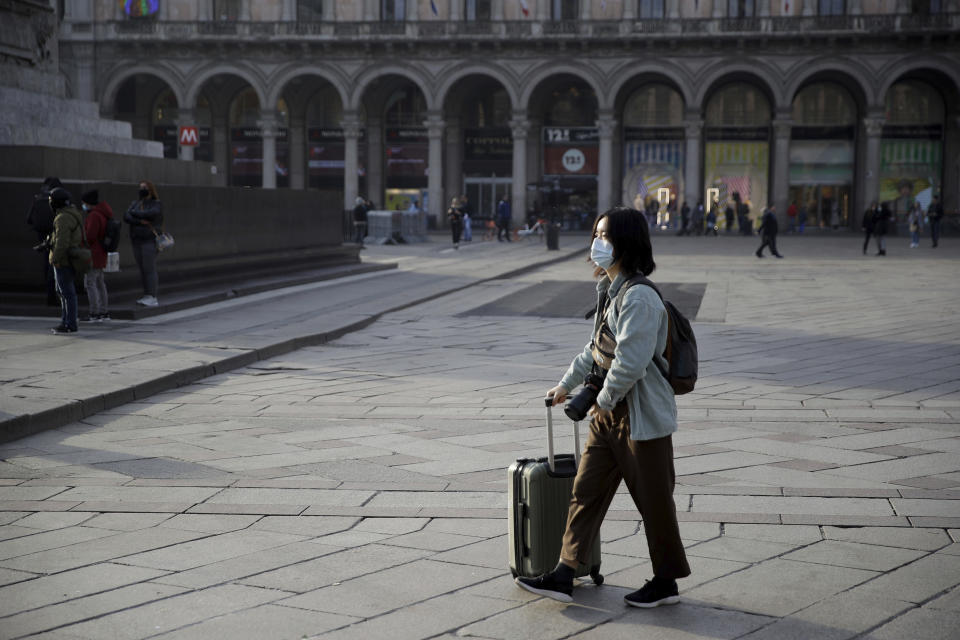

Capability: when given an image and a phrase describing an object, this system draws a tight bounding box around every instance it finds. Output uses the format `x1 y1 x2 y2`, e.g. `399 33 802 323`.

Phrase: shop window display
880 80 944 218
704 83 772 227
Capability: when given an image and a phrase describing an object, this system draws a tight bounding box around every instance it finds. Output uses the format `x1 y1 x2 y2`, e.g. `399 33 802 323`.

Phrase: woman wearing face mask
123 180 163 307
516 206 690 607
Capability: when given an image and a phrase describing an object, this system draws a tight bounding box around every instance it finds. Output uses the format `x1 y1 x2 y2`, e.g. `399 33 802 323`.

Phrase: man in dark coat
872 202 892 256
81 189 114 321
928 195 944 248
352 196 368 247
677 202 691 236
27 177 62 305
756 205 783 258
862 201 879 255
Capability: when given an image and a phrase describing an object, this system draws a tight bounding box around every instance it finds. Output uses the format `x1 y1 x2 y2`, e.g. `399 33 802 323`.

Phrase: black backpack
102 216 122 253
614 275 698 395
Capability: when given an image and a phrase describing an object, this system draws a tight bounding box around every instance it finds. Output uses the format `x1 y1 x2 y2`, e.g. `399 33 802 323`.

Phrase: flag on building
520 0 530 17
431 0 439 16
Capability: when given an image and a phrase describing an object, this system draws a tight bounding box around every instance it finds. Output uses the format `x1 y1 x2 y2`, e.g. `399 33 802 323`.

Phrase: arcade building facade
57 0 959 228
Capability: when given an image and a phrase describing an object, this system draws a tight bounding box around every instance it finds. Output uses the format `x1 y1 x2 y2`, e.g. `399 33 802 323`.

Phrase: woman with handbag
124 180 164 307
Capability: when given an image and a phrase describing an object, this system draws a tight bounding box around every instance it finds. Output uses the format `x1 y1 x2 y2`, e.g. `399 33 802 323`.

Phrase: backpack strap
612 274 670 380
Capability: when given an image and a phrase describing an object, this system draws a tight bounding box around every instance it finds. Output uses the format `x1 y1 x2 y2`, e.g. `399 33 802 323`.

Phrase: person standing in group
872 201 892 256
756 205 783 258
797 203 808 234
352 196 368 248
907 201 924 249
724 201 735 234
928 195 944 248
677 201 690 236
862 202 879 255
514 206 690 607
705 200 719 236
47 187 83 334
80 190 113 322
786 200 798 233
497 196 512 242
692 199 704 236
124 180 163 306
27 176 62 306
447 196 464 249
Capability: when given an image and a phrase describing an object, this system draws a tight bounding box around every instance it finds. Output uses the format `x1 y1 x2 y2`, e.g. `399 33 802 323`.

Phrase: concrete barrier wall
2 180 345 291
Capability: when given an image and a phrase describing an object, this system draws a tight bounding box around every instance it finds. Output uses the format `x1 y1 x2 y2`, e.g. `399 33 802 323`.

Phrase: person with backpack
47 187 86 334
80 190 115 322
124 180 163 306
27 176 62 306
516 206 691 608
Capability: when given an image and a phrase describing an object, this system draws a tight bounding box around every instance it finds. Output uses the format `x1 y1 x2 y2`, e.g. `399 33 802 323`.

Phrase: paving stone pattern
0 234 958 638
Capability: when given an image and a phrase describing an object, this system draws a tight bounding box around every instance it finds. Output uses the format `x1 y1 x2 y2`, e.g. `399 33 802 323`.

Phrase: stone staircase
0 86 163 158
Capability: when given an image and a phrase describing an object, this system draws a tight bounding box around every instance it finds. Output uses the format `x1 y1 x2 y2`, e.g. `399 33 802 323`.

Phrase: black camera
564 371 606 422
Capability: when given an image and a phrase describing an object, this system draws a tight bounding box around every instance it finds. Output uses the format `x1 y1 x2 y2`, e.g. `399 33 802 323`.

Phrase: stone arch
784 59 875 109
100 63 186 113
693 59 784 113
349 64 434 111
434 62 521 112
265 65 350 112
518 61 606 111
877 56 960 106
184 62 267 109
606 61 694 110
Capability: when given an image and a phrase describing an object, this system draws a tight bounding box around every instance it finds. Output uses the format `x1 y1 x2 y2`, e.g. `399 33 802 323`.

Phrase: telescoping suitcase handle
544 396 581 473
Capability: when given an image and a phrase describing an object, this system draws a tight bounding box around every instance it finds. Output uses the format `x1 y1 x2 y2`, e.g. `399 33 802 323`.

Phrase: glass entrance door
789 184 851 229
464 177 511 222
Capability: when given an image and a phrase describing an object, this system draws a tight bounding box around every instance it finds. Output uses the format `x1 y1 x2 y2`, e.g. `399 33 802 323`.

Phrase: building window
382 0 406 21
818 0 845 15
912 0 942 13
552 0 579 20
727 0 755 17
466 0 492 20
638 0 665 18
214 0 241 21
298 0 323 21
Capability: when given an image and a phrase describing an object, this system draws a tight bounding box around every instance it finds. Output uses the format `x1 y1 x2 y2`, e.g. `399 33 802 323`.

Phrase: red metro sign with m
179 126 199 147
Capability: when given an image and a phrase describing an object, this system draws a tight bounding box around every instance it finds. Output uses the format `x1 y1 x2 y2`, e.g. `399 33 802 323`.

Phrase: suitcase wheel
590 567 603 585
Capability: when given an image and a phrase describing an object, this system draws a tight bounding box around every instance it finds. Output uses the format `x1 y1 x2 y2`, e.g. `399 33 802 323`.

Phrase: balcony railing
71 14 959 42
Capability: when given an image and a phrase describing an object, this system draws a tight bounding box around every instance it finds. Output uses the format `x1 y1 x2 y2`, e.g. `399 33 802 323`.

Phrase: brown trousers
560 402 691 580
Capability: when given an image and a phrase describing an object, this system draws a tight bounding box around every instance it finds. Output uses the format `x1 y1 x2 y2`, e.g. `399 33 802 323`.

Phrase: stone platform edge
0 248 587 444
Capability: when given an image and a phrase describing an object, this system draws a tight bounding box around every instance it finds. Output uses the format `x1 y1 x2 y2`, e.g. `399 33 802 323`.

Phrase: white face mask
590 237 615 270
81 204 90 212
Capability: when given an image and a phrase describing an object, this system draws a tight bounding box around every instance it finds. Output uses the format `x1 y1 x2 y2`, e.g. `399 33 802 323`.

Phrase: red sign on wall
544 146 598 176
178 126 199 146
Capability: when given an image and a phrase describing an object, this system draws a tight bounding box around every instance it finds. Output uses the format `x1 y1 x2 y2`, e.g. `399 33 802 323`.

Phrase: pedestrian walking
352 196 368 247
677 201 690 236
27 176 62 306
928 195 944 248
447 196 463 249
756 206 783 258
873 202 892 256
907 201 924 249
124 180 164 306
496 196 512 241
862 202 878 254
515 206 690 607
724 202 735 234
47 187 84 334
692 199 704 236
80 190 113 322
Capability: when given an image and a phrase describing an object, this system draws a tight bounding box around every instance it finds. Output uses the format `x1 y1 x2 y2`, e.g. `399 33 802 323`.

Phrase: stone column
492 0 505 20
667 0 680 19
406 0 419 20
713 0 725 18
425 112 446 223
510 113 530 228
323 0 336 20
176 109 196 162
624 0 637 19
259 111 280 189
282 0 297 20
445 116 462 213
537 0 550 20
364 0 377 21
342 112 363 212
197 0 212 21
289 115 306 189
849 0 862 14
581 0 592 19
758 0 770 16
367 117 383 207
683 115 704 210
771 114 793 224
596 111 617 215
802 0 815 17
451 0 462 20
239 0 251 20
860 114 884 214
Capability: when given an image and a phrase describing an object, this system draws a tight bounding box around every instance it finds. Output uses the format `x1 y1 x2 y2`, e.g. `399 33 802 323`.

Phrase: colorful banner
704 141 769 216
622 141 684 210
879 139 942 215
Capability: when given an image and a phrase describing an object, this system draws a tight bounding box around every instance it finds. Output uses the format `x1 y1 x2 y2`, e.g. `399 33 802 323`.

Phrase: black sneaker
624 578 680 608
51 324 77 334
515 573 573 603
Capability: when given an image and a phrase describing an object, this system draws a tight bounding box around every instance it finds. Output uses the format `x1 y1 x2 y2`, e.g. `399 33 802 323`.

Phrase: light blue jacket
559 273 678 441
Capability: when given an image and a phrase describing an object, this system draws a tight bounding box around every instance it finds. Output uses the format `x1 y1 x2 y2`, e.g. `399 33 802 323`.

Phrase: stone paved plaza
1 232 959 639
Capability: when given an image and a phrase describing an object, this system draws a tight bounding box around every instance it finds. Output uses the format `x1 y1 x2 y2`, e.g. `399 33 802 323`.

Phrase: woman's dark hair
592 206 656 276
